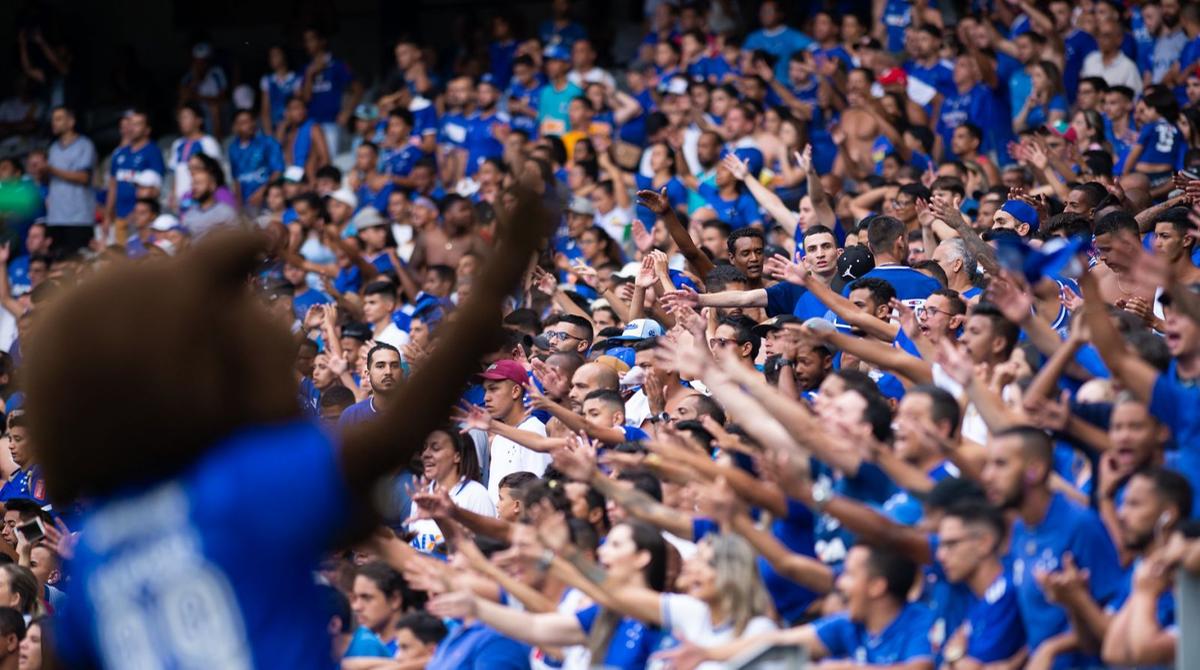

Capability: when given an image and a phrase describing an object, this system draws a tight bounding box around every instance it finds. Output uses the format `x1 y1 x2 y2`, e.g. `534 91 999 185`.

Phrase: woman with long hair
1014 61 1068 132
18 616 43 670
0 565 41 618
1070 108 1112 154
404 427 493 551
1178 106 1200 149
428 520 669 669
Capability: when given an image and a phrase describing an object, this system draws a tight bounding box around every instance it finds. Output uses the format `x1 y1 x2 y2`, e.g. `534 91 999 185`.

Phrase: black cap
340 322 372 342
837 245 875 282
751 315 802 337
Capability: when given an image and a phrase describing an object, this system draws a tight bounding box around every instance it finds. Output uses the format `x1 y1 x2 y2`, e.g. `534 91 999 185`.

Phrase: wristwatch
811 478 833 511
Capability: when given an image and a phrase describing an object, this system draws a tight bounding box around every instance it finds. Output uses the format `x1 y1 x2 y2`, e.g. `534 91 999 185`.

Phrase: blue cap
544 44 571 62
720 146 765 180
479 73 498 88
611 318 665 341
1000 200 1039 232
605 346 636 369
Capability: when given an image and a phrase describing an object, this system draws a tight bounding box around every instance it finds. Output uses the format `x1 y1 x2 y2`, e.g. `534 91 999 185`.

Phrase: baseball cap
878 68 908 87
611 318 665 341
284 166 306 183
752 315 801 338
354 103 380 121
479 73 499 88
341 322 372 341
133 170 163 189
1000 200 1040 232
150 214 182 232
837 245 875 282
567 195 596 216
662 76 690 96
412 196 439 212
352 206 387 230
479 359 528 386
544 44 571 62
603 346 637 370
329 187 358 210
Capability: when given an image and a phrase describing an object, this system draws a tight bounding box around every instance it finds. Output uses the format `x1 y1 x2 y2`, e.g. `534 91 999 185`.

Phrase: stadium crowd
6 0 1200 668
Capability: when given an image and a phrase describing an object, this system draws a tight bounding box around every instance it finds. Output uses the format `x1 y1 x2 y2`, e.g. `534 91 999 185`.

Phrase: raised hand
531 265 558 295
412 485 455 519
985 273 1034 324
915 198 936 228
891 298 920 338
635 255 658 289
794 144 813 174
631 218 655 254
931 198 966 229
935 338 975 387
721 153 750 182
428 590 479 620
1026 140 1050 171
452 403 493 432
659 286 700 312
553 433 598 481
764 254 809 285
636 188 671 215
570 261 599 287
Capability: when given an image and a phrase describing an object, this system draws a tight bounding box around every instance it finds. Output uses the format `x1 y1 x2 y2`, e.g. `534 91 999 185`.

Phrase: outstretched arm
1080 269 1158 403
638 189 716 278
339 190 547 498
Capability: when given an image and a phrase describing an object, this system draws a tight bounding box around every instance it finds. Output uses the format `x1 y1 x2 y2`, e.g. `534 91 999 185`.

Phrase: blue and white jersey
439 112 470 149
1135 118 1186 169
844 264 941 306
228 133 285 205
380 143 424 178
306 57 353 124
260 72 302 128
464 110 509 176
54 421 352 670
109 142 165 218
814 603 936 664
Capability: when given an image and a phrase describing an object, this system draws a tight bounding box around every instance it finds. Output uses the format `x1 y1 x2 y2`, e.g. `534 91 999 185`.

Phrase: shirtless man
1091 211 1158 310
835 69 884 179
411 195 489 270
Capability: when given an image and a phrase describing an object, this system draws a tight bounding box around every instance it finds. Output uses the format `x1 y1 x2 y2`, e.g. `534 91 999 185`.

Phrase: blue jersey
938 84 996 158
1150 366 1200 513
813 461 896 565
465 110 509 176
0 465 46 506
808 44 853 69
228 133 285 204
814 603 935 664
7 256 29 297
287 119 316 169
744 27 813 81
1135 119 1185 169
845 264 941 306
506 77 543 136
109 142 165 217
426 622 531 670
380 143 423 178
306 57 353 123
260 72 302 127
1009 493 1122 669
409 96 440 139
883 0 914 52
488 40 518 88
959 573 1026 663
54 422 352 670
696 183 762 229
292 287 332 320
904 59 956 99
1063 30 1098 103
439 112 470 149
575 606 662 669
355 180 395 215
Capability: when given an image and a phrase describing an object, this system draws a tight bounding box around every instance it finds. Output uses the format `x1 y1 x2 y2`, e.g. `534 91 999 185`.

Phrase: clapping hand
721 153 751 182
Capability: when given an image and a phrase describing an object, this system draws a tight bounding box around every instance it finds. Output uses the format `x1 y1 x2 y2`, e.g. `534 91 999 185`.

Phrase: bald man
568 362 620 410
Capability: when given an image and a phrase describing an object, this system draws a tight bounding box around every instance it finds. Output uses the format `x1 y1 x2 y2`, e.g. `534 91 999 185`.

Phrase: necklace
1115 273 1135 296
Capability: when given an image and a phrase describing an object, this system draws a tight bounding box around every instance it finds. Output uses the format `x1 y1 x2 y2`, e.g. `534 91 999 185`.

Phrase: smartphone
16 518 44 544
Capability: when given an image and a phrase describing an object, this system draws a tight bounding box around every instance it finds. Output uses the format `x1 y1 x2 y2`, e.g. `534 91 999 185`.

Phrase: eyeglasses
547 330 583 342
709 337 739 348
916 306 949 319
891 198 915 208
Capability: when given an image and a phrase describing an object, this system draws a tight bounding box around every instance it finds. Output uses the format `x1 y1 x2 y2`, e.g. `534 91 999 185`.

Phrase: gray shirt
181 201 239 238
46 135 96 226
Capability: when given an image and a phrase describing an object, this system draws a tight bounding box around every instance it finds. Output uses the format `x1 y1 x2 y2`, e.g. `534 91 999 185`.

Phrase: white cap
150 214 181 232
616 261 641 279
351 206 387 229
153 239 177 256
283 166 306 183
665 76 689 96
133 170 162 189
328 187 358 210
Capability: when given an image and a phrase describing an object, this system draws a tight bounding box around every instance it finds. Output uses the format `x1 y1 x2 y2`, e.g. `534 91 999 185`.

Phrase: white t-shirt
405 478 494 551
624 389 652 428
595 206 634 244
487 417 551 505
167 135 222 201
375 322 410 350
1081 52 1144 96
931 363 988 445
657 594 778 670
